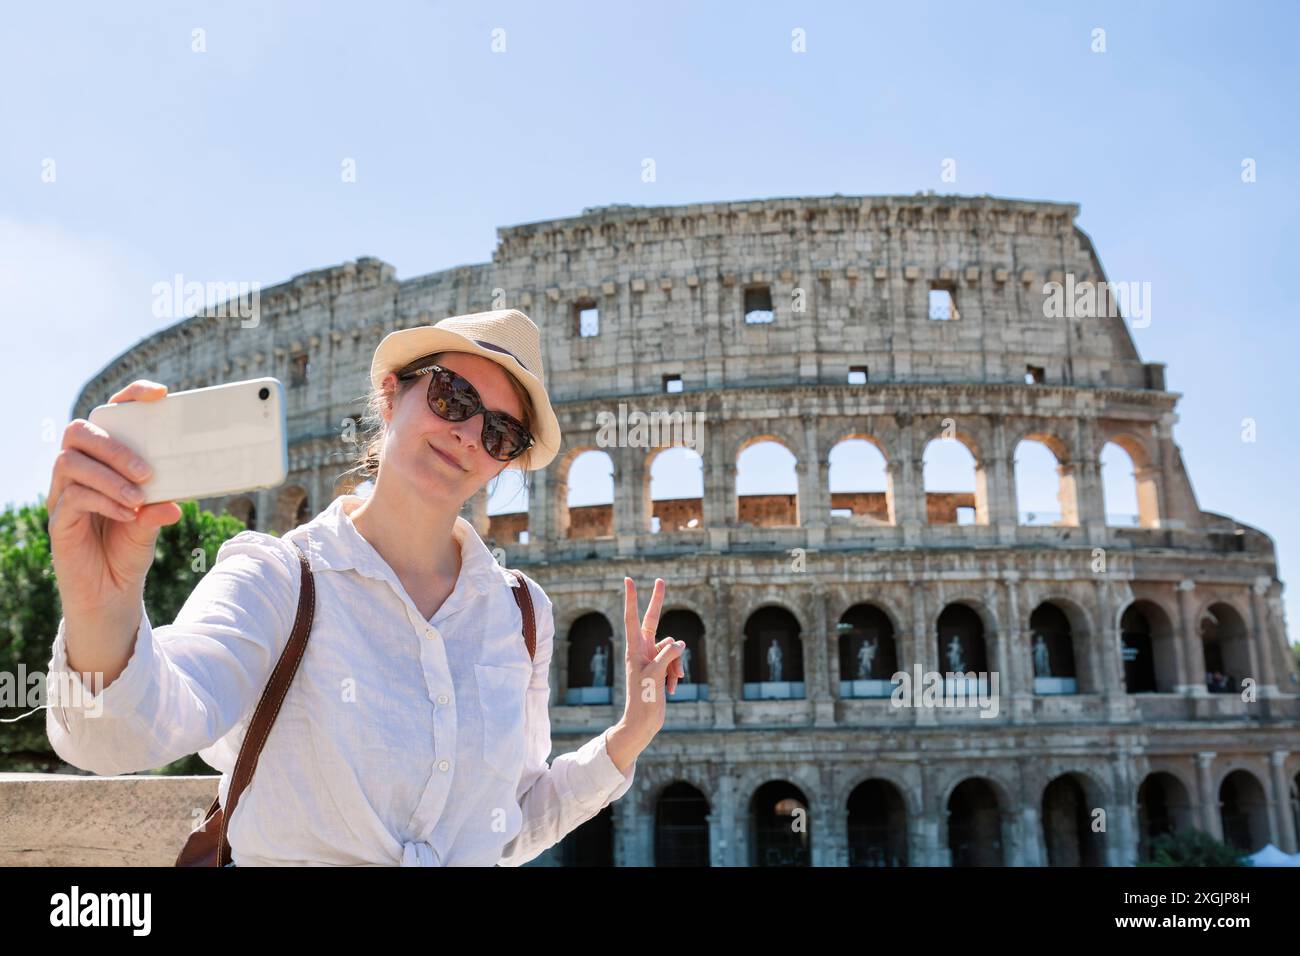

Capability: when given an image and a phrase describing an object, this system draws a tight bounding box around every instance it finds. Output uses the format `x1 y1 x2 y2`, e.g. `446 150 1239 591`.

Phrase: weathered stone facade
72 194 1300 865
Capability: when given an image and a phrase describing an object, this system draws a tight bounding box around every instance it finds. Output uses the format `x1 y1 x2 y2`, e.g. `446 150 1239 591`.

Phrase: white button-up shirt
45 493 635 866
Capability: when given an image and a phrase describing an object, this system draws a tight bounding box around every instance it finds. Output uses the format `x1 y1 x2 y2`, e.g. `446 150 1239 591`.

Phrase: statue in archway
767 638 783 682
946 635 966 673
1033 633 1051 676
856 637 877 679
591 644 608 687
679 642 691 683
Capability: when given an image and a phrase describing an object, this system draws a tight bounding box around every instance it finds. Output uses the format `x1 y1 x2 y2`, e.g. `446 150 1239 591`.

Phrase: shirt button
426 626 439 640
438 759 450 772
437 694 448 705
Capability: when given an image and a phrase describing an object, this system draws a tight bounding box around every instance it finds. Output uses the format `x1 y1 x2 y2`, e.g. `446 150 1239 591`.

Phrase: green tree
1138 829 1250 867
0 501 61 771
0 497 251 773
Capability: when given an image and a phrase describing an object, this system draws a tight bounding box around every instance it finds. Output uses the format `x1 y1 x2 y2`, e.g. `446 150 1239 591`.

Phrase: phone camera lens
258 387 270 400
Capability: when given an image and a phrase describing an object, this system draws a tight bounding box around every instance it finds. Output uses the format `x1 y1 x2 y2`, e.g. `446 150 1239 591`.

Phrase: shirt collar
289 494 513 599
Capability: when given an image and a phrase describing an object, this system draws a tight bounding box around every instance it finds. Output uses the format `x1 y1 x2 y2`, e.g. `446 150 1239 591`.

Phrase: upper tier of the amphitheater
75 193 1160 415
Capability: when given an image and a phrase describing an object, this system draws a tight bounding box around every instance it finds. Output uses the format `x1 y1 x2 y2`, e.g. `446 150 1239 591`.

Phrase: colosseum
71 193 1300 866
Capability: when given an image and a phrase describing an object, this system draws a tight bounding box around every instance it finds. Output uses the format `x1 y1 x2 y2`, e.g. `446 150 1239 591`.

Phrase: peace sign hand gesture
605 577 683 770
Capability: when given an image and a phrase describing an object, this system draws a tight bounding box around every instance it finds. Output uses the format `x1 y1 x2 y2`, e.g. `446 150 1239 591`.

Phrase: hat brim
371 327 560 471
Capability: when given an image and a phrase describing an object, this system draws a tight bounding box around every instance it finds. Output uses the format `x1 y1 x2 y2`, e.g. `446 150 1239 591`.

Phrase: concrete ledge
0 773 219 866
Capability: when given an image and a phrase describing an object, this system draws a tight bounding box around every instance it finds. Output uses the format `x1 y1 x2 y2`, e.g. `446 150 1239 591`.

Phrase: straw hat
370 308 560 470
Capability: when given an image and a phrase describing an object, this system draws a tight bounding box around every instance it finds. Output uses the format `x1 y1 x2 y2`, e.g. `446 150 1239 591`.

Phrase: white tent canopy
1245 844 1300 866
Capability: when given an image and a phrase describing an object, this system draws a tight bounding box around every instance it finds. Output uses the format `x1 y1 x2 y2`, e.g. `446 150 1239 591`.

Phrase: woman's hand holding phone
47 379 183 684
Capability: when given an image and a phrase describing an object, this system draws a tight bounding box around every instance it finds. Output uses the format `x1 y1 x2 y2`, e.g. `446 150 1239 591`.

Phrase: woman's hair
346 350 537 498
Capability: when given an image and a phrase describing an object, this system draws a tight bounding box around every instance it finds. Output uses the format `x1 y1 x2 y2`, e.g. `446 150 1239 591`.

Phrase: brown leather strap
507 570 536 662
216 540 316 866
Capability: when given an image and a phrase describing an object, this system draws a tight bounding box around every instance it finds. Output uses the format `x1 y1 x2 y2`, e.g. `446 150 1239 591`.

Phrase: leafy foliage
0 497 249 773
1138 828 1250 867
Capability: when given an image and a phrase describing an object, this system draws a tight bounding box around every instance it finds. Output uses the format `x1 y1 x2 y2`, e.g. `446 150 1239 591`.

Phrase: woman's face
381 351 526 502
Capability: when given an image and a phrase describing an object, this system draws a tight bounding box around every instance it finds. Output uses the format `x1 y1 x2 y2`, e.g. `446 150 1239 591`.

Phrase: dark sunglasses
395 362 534 462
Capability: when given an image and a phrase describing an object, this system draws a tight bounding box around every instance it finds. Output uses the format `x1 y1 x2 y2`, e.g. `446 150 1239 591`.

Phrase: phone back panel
87 378 288 505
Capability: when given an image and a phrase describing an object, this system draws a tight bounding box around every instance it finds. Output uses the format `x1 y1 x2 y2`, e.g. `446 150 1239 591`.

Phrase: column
1153 417 1184 529
530 464 551 545
1000 574 1027 721
706 772 726 867
987 415 1017 544
615 791 648 866
613 447 644 548
918 761 945 865
810 585 834 727
912 581 936 726
1095 578 1130 719
1250 577 1278 695
715 770 738 866
712 588 736 729
826 590 844 702
550 472 571 543
1195 752 1221 839
799 413 828 531
700 432 729 529
1074 417 1108 544
1268 750 1298 853
1016 803 1044 866
1175 579 1203 694
1108 749 1138 866
894 420 924 547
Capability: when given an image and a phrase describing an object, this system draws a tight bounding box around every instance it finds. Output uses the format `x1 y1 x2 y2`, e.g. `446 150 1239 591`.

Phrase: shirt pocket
473 662 531 780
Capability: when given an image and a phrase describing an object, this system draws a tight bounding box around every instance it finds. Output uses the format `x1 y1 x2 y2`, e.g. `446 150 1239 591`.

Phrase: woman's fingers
654 636 684 682
624 577 668 660
107 380 168 404
50 419 152 509
641 578 664 643
54 447 147 512
51 482 139 526
623 578 641 655
133 500 184 529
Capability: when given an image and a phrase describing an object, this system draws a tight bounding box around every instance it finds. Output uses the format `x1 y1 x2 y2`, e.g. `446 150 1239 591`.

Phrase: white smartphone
87 377 288 505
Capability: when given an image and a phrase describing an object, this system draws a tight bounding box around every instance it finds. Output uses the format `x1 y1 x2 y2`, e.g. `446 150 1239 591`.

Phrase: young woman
45 308 683 866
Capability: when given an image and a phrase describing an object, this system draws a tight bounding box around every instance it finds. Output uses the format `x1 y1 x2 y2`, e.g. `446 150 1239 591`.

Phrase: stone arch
1040 771 1107 866
747 779 815 866
271 484 310 533
920 428 984 525
224 495 256 530
561 446 616 539
839 767 924 821
827 434 893 526
734 433 801 527
1012 427 1080 527
837 602 900 697
1136 770 1197 862
943 775 1012 866
652 780 713 867
1027 597 1090 694
846 777 910 866
741 602 805 698
930 590 998 671
1097 431 1160 528
564 610 617 705
835 591 908 639
1217 768 1271 853
645 443 705 533
1196 600 1252 694
1118 598 1179 693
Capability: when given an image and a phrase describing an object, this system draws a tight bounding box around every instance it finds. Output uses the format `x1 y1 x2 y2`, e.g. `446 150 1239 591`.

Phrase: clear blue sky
2 1 1296 646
